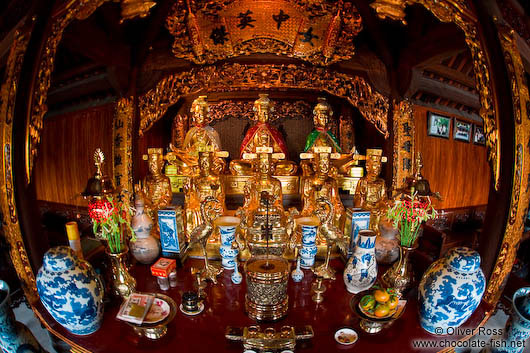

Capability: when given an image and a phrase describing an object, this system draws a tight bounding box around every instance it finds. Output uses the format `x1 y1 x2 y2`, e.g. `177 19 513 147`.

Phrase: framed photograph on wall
427 112 451 138
453 119 472 142
473 125 486 145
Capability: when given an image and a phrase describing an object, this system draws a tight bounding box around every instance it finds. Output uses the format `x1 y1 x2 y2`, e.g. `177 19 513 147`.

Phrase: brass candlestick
312 277 326 303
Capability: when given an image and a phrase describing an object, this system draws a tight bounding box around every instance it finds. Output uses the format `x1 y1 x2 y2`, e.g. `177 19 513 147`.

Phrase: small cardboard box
150 258 176 278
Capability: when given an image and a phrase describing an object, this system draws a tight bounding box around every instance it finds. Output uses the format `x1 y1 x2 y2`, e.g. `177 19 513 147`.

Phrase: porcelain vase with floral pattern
418 247 485 335
343 230 377 294
36 246 104 335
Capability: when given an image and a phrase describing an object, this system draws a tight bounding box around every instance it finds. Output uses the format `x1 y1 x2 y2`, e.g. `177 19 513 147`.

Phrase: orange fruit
387 296 399 310
360 295 376 311
374 289 389 303
374 303 390 317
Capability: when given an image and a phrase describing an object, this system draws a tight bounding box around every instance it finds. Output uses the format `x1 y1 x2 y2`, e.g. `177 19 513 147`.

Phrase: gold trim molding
483 24 530 305
412 0 500 191
0 25 39 304
26 0 109 184
392 99 414 191
138 63 390 138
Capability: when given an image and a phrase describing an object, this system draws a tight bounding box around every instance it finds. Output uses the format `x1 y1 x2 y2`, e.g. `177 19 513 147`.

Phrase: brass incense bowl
245 255 290 321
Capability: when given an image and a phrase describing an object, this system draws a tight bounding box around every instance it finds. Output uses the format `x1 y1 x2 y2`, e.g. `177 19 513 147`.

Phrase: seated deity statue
302 97 362 176
166 95 225 176
353 148 389 235
229 94 297 176
184 148 226 242
237 151 292 256
137 148 173 235
300 147 345 243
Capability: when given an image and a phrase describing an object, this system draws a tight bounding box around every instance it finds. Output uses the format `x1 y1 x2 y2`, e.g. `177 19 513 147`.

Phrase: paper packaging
116 293 154 324
150 258 177 278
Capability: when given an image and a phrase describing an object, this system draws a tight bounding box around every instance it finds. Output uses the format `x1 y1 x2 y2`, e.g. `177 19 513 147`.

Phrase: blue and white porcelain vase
299 218 318 269
418 247 485 335
0 280 43 352
130 195 159 264
37 246 104 335
217 217 240 270
343 230 377 294
492 287 530 353
291 256 304 283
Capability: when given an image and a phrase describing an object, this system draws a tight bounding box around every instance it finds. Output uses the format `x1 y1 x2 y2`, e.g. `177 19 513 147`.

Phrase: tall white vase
343 230 377 294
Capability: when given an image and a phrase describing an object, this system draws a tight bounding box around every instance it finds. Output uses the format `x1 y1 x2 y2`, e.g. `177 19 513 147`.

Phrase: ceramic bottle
343 230 377 294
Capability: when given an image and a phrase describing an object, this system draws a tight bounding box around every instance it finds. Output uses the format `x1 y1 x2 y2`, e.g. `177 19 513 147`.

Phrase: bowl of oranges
357 286 400 320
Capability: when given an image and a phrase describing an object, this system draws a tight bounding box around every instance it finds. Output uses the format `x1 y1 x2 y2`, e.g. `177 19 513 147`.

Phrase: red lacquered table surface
35 259 493 353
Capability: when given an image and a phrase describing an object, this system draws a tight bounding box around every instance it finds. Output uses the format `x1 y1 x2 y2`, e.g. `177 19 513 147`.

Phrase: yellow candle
65 221 83 259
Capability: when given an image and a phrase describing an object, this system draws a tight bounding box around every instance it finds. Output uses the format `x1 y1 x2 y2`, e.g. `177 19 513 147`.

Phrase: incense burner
245 255 290 321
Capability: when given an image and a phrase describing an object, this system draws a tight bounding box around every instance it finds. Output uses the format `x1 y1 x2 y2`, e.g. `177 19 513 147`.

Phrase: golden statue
354 148 388 235
229 94 297 176
237 148 293 256
138 148 173 234
167 96 225 175
184 148 227 242
302 97 362 176
300 147 345 240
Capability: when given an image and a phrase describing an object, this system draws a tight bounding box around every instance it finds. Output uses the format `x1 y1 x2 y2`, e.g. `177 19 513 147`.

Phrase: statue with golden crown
167 95 225 176
302 97 362 177
229 94 297 176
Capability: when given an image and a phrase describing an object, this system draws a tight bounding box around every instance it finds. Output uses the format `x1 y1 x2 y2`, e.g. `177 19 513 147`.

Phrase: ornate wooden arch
137 63 391 138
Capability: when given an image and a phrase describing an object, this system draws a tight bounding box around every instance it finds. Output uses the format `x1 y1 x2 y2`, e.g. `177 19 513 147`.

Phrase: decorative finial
93 148 105 178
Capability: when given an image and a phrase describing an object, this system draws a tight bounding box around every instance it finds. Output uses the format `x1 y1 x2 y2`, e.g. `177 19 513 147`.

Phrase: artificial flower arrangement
88 196 135 254
387 190 437 248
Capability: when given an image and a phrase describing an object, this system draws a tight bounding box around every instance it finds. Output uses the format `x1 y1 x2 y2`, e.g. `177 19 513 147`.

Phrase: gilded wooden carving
205 100 312 123
26 0 110 183
166 0 362 66
113 97 134 214
392 100 414 191
138 63 389 138
0 26 39 304
483 25 530 305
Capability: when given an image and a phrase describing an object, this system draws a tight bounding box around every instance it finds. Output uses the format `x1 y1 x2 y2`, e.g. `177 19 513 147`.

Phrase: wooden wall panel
413 105 490 209
34 104 115 206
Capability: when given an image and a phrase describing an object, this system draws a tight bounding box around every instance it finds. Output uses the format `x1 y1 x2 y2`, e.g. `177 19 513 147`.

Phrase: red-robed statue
229 94 297 176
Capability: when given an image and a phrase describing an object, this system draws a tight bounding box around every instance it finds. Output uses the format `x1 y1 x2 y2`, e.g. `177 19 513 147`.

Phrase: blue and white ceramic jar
0 280 43 352
37 246 104 335
492 287 530 353
343 230 377 294
418 247 485 335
